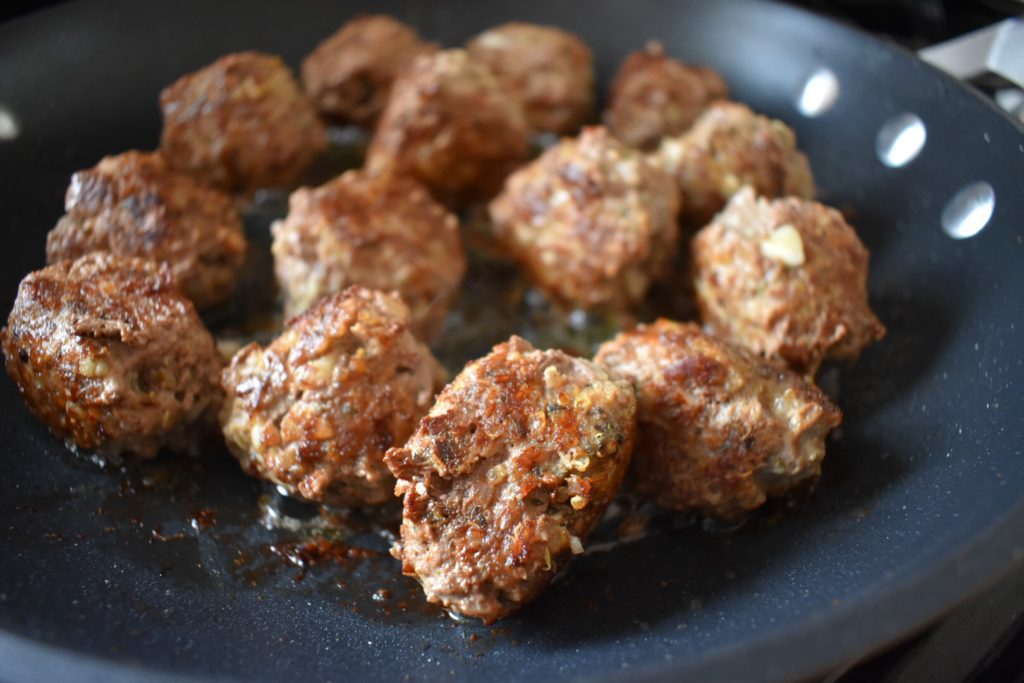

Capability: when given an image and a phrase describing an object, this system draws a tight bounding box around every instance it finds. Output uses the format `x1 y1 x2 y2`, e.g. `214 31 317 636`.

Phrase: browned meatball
658 101 815 225
385 336 635 623
489 126 680 311
44 151 247 311
692 187 886 374
220 287 442 506
271 170 466 342
1 253 223 460
301 14 439 126
160 52 327 193
605 41 729 150
365 49 529 208
466 22 594 135
595 319 841 519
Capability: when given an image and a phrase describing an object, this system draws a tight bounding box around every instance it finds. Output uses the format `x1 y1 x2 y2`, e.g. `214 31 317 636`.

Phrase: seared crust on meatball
658 101 814 225
489 126 680 311
365 49 529 207
605 41 728 150
385 336 636 624
302 14 439 126
220 287 442 506
160 52 327 193
1 253 223 460
595 319 841 519
692 187 886 374
45 151 247 310
271 170 466 341
466 22 594 135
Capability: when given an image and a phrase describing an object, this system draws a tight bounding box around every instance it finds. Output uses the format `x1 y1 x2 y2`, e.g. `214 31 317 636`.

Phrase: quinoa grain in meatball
658 101 814 225
271 171 465 341
692 187 886 374
302 15 439 126
467 22 594 135
385 336 636 624
365 49 529 207
160 52 326 193
595 319 841 519
1 253 223 460
605 41 728 150
489 126 680 311
220 287 441 506
45 151 247 310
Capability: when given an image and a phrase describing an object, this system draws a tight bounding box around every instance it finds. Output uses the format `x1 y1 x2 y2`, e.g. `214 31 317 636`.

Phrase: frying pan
1 0 1022 681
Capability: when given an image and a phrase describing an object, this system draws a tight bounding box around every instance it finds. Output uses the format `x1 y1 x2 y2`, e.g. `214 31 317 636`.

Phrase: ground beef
489 126 680 311
1 253 223 460
271 170 466 342
595 319 842 519
385 336 636 624
45 151 247 310
220 287 443 506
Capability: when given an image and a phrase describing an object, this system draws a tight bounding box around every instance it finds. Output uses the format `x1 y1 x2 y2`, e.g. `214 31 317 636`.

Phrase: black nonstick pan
1 1 1022 681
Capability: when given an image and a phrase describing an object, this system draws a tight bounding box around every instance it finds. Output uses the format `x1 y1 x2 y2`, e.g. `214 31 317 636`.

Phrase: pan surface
1 1 1023 681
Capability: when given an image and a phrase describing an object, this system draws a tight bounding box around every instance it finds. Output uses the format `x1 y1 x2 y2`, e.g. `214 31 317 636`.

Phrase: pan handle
918 18 1024 89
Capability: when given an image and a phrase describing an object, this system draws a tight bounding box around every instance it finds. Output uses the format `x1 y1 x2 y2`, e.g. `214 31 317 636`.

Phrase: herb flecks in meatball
467 22 594 135
605 41 728 150
596 319 841 519
366 49 529 208
160 52 326 193
386 336 636 624
1 253 223 461
220 287 442 506
45 151 247 310
302 14 439 126
658 101 814 225
489 126 680 311
271 170 466 342
692 187 886 374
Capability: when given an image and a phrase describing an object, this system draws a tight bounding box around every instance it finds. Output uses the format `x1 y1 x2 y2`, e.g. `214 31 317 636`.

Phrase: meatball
489 126 680 311
605 41 729 150
595 319 841 519
365 49 529 207
160 52 327 193
385 336 636 624
271 170 466 341
1 253 223 460
658 101 815 225
301 14 439 126
692 187 886 374
466 22 594 135
220 287 442 506
44 151 247 311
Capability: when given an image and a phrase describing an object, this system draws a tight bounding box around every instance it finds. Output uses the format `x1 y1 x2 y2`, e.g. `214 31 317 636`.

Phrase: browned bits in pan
692 187 886 374
466 22 595 135
596 319 841 519
271 170 466 343
489 126 681 311
365 49 529 208
302 14 439 127
605 41 729 150
220 287 444 506
160 51 326 193
658 101 815 225
1 253 223 460
45 150 247 311
385 336 636 624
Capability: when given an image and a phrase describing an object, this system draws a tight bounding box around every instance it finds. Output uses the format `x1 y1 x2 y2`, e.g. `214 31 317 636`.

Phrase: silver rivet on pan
941 181 995 239
0 105 19 141
796 68 839 117
876 113 926 167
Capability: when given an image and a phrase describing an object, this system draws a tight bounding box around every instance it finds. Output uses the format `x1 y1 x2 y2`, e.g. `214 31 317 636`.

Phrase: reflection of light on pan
0 105 18 141
796 67 839 117
876 113 927 167
941 181 996 239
